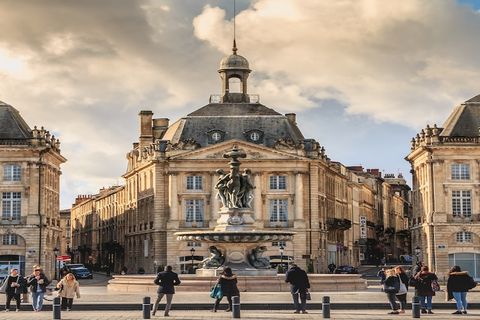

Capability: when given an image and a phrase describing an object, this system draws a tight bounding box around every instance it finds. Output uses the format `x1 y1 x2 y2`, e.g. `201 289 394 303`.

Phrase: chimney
285 113 296 125
139 110 153 148
153 118 169 139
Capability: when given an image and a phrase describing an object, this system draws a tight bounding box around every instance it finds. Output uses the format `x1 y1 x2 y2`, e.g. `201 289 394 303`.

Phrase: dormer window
207 130 225 144
245 130 263 144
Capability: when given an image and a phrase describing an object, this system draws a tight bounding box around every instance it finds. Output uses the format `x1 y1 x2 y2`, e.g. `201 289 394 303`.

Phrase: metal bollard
412 296 420 318
53 296 61 320
143 296 151 319
232 296 241 318
322 296 330 319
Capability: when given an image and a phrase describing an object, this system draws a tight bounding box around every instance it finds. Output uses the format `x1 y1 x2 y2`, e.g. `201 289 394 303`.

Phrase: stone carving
201 246 225 269
215 146 255 209
165 138 200 151
248 246 270 269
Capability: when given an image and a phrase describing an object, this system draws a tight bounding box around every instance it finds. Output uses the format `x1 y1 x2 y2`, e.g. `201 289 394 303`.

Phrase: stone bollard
143 296 151 319
322 296 331 319
53 296 61 320
232 296 241 318
412 296 420 318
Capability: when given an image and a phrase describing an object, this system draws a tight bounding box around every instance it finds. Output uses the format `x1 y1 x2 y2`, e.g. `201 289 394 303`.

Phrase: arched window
456 231 472 242
228 77 242 93
2 233 18 245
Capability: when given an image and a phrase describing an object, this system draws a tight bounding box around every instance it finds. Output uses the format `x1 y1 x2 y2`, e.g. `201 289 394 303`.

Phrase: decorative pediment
168 140 308 161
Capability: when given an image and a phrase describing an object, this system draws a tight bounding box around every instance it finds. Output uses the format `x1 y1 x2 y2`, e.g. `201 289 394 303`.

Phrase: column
211 173 219 220
168 174 178 221
253 174 262 220
295 173 304 220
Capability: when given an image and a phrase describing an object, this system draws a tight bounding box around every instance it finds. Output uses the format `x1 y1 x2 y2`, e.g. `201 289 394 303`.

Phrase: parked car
65 263 86 269
70 267 93 279
334 265 358 274
399 255 413 263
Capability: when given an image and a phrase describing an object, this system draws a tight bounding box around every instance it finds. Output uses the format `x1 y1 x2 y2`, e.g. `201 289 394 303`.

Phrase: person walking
447 266 477 315
26 266 50 312
285 263 310 314
212 267 239 312
56 273 80 311
3 268 26 312
383 268 400 314
152 265 181 317
394 266 409 314
413 265 438 314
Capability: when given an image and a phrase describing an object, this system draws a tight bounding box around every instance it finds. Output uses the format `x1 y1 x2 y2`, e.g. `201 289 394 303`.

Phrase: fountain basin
175 230 295 243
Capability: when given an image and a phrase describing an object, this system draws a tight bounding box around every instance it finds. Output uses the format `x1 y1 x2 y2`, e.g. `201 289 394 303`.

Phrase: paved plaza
0 309 479 320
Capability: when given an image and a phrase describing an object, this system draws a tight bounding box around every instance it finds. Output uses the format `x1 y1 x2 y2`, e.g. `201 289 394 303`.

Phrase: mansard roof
0 101 32 140
440 94 480 137
162 102 305 148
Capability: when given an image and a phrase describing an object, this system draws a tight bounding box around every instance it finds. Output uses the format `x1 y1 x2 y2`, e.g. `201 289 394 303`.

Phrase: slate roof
162 103 305 148
0 101 32 140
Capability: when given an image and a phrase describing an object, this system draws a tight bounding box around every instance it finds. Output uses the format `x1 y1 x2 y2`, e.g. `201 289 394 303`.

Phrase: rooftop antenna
232 0 237 54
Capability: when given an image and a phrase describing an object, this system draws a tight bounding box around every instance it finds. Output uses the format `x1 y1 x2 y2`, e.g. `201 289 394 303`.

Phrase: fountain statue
175 145 295 276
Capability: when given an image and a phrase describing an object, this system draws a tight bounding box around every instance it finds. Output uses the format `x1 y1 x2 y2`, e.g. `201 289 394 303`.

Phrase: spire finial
232 0 237 54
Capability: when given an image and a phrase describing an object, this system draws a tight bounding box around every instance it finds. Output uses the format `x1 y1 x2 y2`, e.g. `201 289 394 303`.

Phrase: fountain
175 145 295 276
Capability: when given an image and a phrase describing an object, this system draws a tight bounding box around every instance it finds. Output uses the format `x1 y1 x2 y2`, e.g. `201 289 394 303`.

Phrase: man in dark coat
152 265 181 316
4 268 26 312
285 263 310 314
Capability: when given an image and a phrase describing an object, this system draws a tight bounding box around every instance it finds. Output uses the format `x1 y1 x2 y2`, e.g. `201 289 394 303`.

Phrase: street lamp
53 247 59 280
279 244 285 272
190 247 196 274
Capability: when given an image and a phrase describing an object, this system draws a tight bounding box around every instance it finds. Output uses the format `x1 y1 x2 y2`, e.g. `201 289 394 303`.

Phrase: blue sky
0 0 480 208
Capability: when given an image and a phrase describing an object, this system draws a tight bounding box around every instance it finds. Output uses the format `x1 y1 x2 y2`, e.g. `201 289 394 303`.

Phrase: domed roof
219 53 250 71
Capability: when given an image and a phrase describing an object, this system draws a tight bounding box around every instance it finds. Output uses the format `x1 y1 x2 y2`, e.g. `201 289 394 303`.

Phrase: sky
0 0 480 209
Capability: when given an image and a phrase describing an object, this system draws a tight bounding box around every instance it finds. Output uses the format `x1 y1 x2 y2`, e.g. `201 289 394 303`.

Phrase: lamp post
53 247 59 280
414 246 421 264
279 244 285 272
190 247 196 274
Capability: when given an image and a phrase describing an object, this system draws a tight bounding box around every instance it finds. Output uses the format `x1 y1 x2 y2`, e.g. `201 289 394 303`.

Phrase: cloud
193 0 480 127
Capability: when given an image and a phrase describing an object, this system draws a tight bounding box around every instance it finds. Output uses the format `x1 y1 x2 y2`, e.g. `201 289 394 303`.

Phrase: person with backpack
285 263 310 314
447 265 477 315
212 267 239 312
383 268 400 314
413 265 438 314
152 265 181 317
3 268 26 312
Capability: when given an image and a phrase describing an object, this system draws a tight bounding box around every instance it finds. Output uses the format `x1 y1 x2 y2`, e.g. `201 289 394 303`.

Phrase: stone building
71 46 411 274
0 101 66 278
407 94 480 280
59 209 71 257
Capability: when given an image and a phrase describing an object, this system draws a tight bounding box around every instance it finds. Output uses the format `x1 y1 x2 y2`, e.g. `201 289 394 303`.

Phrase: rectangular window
187 241 202 247
2 234 18 245
2 192 21 220
452 190 472 217
456 232 472 243
186 176 203 190
451 163 470 180
3 164 21 181
185 199 204 227
272 240 287 247
270 176 287 190
269 199 288 226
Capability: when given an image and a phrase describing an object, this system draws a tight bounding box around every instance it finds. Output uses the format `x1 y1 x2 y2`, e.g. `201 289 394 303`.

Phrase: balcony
447 214 480 223
327 218 352 230
1 216 26 225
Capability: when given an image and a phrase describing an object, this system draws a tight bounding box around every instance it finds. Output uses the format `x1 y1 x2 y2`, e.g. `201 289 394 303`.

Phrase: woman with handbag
3 268 26 312
414 265 438 314
383 268 400 314
56 273 80 311
394 266 409 314
447 265 476 315
212 267 239 312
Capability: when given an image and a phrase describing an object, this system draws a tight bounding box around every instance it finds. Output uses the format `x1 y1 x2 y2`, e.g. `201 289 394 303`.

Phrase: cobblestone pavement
0 309 479 320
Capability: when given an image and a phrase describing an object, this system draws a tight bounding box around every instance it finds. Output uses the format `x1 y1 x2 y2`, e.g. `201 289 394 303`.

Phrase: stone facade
407 94 480 280
0 101 66 279
71 48 410 274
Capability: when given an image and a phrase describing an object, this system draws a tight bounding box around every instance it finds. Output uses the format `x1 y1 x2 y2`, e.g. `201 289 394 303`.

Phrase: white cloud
193 0 480 127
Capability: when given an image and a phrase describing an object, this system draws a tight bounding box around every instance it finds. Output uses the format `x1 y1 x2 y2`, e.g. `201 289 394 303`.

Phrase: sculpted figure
248 246 271 269
201 246 225 269
239 169 255 208
215 169 229 208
